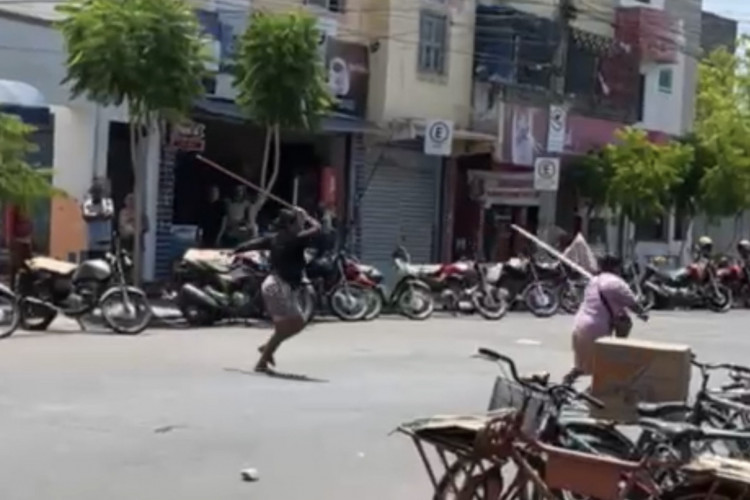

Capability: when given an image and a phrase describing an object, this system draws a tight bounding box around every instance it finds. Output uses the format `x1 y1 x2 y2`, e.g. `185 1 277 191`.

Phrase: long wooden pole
511 224 594 280
196 154 295 210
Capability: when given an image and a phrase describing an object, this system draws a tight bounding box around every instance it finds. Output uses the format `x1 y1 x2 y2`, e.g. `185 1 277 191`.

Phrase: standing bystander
81 177 114 260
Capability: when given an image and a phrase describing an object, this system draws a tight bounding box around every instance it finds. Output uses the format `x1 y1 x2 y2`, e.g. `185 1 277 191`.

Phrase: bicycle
397 349 750 500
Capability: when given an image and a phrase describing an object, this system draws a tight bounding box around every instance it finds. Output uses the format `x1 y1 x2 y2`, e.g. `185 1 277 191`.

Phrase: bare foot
258 345 276 367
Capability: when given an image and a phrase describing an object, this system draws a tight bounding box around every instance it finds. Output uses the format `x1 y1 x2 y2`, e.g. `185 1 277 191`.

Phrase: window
305 0 344 13
418 11 448 76
636 74 646 121
658 68 673 93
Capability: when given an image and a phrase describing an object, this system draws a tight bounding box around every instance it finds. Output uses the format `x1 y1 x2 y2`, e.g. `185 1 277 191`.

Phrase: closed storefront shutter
355 145 441 284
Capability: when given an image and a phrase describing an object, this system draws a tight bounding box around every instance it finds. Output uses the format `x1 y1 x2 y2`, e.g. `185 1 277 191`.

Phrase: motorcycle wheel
99 289 153 334
638 288 656 312
0 295 22 338
707 285 733 313
363 288 384 321
524 283 560 318
559 282 584 314
471 287 509 321
295 285 316 324
396 282 435 320
329 282 369 321
177 297 218 327
19 300 57 331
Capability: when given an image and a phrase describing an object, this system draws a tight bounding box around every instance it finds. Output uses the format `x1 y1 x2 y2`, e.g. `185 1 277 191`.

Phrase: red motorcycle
717 257 750 308
304 250 375 321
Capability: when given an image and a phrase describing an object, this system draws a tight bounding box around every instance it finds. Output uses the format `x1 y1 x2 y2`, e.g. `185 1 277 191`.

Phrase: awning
391 118 497 143
0 80 50 125
0 80 46 107
193 97 382 134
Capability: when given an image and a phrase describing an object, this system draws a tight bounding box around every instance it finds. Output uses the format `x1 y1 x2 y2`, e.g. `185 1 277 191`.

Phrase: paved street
0 311 747 500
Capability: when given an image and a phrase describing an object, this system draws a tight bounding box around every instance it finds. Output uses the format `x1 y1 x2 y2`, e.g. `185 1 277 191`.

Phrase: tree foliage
603 127 693 222
57 0 206 279
693 40 750 218
0 113 60 209
234 10 332 131
234 10 332 219
569 150 613 215
56 0 206 123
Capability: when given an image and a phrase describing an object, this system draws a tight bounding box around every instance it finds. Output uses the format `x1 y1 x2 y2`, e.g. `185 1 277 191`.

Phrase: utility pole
537 0 574 244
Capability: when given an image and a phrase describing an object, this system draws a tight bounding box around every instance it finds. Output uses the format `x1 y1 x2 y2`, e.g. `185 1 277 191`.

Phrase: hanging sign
547 104 567 153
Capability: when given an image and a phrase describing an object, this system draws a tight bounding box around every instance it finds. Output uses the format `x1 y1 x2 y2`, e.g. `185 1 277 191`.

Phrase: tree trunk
249 126 274 231
678 216 693 266
129 119 149 286
617 211 626 259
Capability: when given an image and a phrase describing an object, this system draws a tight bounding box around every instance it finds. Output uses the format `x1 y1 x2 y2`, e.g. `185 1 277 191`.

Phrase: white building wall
0 13 158 279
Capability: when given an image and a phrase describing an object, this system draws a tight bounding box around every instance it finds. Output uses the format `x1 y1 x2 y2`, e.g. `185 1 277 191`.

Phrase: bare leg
255 315 305 372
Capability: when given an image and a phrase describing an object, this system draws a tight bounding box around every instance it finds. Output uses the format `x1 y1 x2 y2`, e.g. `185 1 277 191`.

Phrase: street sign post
423 119 454 156
534 157 560 191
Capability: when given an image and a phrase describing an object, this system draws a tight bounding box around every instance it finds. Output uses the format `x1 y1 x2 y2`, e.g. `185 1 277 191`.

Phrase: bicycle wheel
434 462 503 500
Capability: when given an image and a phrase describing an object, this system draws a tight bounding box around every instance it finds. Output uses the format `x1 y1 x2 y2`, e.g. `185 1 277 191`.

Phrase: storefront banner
325 39 370 118
504 105 547 167
547 104 568 153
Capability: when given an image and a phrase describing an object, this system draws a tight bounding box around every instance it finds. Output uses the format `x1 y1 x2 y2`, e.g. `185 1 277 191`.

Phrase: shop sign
467 170 539 206
171 121 205 152
325 38 369 118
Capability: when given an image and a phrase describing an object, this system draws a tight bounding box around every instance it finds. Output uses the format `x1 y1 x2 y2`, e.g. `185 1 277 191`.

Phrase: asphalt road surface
0 311 746 500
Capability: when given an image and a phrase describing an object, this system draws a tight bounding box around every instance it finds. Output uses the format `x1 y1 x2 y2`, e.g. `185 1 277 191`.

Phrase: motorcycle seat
26 256 77 276
637 402 691 419
403 263 443 276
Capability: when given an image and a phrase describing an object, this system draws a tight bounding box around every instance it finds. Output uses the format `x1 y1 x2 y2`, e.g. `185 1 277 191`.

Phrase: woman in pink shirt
564 255 648 384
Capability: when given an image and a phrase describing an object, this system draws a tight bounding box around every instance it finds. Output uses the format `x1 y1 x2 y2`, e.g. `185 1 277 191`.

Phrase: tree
234 10 332 222
693 42 750 221
603 127 693 255
56 0 206 281
569 150 613 218
0 113 59 209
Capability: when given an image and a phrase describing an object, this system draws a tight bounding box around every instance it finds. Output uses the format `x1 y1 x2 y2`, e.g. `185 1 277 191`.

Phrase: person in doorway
197 185 227 248
224 186 253 246
563 255 648 385
118 193 149 253
8 203 33 290
233 206 321 373
82 177 114 260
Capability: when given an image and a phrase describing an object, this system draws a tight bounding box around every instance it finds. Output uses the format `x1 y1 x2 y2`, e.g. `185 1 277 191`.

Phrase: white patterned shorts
261 274 302 319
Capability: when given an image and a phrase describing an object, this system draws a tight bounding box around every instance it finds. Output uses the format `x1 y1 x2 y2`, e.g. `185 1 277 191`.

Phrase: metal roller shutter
356 146 441 285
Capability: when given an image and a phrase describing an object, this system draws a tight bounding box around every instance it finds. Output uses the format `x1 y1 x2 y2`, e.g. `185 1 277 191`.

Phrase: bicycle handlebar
476 348 605 409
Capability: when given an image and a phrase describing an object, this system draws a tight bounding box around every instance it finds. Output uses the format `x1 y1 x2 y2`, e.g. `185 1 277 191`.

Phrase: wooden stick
511 224 594 280
195 154 295 210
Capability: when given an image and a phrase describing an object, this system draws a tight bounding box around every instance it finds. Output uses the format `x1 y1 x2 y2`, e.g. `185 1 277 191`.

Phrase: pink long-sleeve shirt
573 272 637 340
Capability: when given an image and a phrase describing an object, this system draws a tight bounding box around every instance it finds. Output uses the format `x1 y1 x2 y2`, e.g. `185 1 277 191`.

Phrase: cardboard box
591 337 692 422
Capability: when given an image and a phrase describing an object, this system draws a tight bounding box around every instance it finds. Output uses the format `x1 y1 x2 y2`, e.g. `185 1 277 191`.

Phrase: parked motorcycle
175 249 314 326
16 240 152 334
0 282 21 339
489 256 560 317
393 247 479 315
471 262 509 320
716 259 750 308
622 260 655 312
553 261 587 314
305 250 372 322
353 247 435 320
641 256 732 312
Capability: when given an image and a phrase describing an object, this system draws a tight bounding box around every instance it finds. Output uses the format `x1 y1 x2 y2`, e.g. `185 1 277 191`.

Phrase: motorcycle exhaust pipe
179 284 222 312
